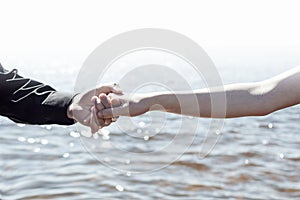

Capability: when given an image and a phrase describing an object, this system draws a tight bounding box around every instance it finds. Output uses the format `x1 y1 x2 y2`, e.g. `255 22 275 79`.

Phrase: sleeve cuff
42 91 76 125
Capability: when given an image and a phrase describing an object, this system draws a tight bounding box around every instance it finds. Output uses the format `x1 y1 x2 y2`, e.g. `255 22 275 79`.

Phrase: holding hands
67 84 124 133
92 92 151 132
68 83 151 133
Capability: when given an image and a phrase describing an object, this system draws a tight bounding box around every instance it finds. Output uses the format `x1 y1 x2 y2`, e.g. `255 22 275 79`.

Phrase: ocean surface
1 54 300 200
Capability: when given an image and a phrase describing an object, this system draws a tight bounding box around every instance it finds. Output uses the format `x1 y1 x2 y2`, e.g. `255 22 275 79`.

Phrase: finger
98 106 127 118
90 106 100 133
93 105 101 128
99 93 111 108
96 83 123 96
95 102 104 111
83 118 91 127
111 117 119 122
98 118 105 127
111 98 121 107
111 83 123 94
90 96 104 111
91 96 100 104
104 118 112 126
102 122 112 128
91 95 108 129
110 98 120 122
90 114 98 133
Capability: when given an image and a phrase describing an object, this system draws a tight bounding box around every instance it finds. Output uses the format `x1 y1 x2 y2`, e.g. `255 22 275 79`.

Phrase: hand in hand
97 93 150 120
67 84 122 133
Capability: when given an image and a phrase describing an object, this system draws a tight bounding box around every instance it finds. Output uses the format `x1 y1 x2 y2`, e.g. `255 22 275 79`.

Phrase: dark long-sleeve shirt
0 63 75 125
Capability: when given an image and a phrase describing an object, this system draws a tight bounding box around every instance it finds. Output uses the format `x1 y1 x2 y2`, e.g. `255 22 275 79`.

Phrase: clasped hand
91 92 149 133
68 84 149 133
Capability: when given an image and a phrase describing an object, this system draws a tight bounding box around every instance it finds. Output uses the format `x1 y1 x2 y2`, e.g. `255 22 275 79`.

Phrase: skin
98 66 300 119
66 84 123 133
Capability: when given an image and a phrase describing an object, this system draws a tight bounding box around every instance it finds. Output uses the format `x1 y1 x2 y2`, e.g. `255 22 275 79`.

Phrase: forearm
142 82 271 118
0 63 75 125
101 66 300 119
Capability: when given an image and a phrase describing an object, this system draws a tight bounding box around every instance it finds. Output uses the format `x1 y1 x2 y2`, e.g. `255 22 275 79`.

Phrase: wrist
67 93 80 120
67 103 74 119
142 93 165 112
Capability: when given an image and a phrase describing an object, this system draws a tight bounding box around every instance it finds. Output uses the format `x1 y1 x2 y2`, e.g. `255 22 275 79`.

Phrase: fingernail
91 96 97 102
113 84 122 91
112 117 117 122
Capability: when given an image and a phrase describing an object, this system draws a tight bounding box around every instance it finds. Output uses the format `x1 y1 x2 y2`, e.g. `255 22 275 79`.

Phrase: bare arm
99 66 300 118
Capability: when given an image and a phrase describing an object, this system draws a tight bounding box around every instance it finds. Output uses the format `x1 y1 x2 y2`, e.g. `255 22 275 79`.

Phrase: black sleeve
0 63 75 125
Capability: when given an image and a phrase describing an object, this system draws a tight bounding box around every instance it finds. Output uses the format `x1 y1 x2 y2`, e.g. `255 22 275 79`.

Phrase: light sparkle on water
18 137 26 142
115 185 124 192
70 131 80 138
63 153 70 158
27 138 35 144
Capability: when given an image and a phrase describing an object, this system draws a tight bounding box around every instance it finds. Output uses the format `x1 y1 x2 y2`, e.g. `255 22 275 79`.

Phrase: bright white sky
0 0 300 68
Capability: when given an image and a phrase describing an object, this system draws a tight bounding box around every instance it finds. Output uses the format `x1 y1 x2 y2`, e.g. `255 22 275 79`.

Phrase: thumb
98 106 129 119
96 83 123 95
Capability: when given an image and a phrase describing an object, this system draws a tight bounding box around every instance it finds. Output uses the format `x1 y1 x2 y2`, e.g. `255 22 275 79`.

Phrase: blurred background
1 0 300 199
